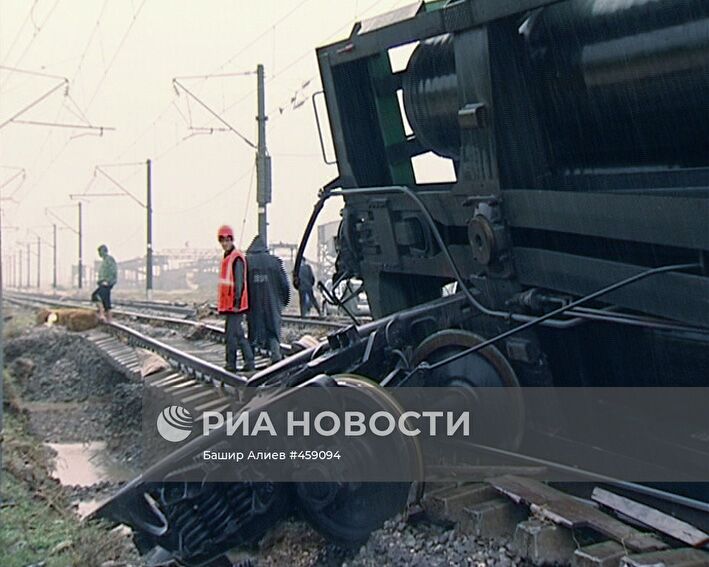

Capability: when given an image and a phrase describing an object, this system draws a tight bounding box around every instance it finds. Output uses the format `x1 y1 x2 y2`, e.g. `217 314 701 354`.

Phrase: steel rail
104 320 247 389
6 291 349 332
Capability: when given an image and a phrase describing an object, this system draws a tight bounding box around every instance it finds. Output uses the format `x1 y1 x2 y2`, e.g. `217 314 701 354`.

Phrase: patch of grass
1 401 139 566
3 306 36 339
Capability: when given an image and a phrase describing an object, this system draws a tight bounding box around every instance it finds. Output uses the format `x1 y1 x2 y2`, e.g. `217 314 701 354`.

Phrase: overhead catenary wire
11 119 114 131
239 163 257 247
7 0 62 78
1 1 37 67
9 0 405 253
127 0 409 192
110 0 372 167
172 79 256 150
6 0 132 206
85 0 147 111
112 0 314 162
0 64 67 82
161 165 254 215
71 0 110 90
0 77 67 131
0 168 26 192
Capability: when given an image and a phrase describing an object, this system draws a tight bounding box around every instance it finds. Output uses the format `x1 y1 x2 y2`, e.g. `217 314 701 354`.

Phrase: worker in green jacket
91 244 117 322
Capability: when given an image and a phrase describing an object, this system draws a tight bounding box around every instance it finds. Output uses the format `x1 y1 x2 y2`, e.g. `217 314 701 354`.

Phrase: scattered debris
35 307 100 331
592 487 709 548
490 476 668 553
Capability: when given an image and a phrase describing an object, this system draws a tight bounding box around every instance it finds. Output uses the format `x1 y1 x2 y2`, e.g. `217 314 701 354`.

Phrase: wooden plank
490 476 668 553
621 548 709 566
593 488 709 548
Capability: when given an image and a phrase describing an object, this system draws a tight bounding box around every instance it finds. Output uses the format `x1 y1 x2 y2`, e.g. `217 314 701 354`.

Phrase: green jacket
98 254 117 286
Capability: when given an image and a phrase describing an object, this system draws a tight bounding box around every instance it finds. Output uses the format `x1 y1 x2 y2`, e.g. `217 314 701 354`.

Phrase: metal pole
78 202 83 289
256 63 270 247
0 204 4 495
146 158 153 299
53 224 57 291
26 242 30 287
36 235 40 288
18 248 23 289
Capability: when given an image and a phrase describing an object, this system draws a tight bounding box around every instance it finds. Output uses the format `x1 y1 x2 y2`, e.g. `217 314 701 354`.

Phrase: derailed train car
97 1 709 564
317 0 709 386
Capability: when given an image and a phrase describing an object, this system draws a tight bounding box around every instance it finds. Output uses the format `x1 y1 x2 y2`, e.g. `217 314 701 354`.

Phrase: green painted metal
367 53 415 185
423 0 448 12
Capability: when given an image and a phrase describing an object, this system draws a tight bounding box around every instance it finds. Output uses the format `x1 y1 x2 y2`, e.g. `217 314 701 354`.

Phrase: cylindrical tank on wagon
402 0 709 169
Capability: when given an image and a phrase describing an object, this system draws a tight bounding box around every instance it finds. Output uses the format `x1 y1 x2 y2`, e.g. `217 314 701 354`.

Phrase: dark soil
6 328 128 402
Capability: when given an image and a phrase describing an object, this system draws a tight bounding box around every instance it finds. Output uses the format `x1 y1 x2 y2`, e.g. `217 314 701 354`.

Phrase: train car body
96 3 709 563
315 0 709 390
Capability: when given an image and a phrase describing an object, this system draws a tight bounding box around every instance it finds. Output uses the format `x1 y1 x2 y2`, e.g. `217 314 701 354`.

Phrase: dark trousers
91 284 113 310
267 337 282 363
225 313 254 368
299 289 321 316
250 336 283 364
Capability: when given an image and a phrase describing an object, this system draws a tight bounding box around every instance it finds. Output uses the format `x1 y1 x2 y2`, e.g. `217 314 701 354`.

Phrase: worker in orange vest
217 225 255 372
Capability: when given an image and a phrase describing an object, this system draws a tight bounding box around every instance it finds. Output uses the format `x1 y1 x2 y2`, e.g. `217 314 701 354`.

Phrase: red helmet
217 225 234 240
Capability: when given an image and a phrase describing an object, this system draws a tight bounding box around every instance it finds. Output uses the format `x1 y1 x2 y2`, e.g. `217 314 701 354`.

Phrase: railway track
4 290 349 332
4 291 708 566
2 290 343 415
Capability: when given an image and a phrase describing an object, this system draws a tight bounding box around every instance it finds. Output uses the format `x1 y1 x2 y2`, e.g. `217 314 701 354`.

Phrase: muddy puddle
47 441 136 486
47 438 138 518
6 323 145 519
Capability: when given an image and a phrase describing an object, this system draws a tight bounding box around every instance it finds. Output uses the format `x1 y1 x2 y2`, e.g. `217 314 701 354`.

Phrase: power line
0 168 26 192
12 119 114 131
20 0 401 219
9 0 62 75
173 71 256 81
85 0 147 111
0 77 67 131
0 64 67 82
111 0 314 163
8 1 134 206
195 0 400 131
239 162 257 247
1 1 36 67
208 0 314 78
71 0 109 88
161 165 254 215
172 78 256 149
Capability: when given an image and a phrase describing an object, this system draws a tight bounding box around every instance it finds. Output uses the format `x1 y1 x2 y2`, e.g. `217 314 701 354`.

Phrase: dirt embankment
2 307 144 566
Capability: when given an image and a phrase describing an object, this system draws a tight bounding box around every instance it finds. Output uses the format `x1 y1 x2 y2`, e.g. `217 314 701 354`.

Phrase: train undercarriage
96 0 709 564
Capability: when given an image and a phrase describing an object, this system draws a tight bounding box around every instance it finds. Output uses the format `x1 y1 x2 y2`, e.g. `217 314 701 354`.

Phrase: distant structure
104 243 309 294
317 220 339 284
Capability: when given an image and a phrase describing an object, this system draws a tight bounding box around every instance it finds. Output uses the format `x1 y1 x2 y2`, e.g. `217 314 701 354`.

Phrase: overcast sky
0 0 413 286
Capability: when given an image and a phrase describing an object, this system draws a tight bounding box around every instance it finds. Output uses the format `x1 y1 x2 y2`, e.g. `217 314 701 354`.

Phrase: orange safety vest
217 249 249 314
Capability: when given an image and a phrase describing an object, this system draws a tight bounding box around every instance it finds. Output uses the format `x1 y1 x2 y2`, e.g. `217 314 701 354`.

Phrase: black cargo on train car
313 0 709 388
95 2 709 564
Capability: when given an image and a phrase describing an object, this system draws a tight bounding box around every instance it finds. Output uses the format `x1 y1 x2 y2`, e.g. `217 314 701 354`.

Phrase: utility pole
89 160 154 298
36 235 40 288
18 248 23 289
0 202 4 492
256 64 271 247
53 224 57 291
25 242 30 287
78 201 83 288
146 159 153 299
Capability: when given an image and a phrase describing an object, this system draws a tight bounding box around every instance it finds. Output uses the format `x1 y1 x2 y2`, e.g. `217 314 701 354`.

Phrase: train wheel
294 374 422 547
408 329 525 450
